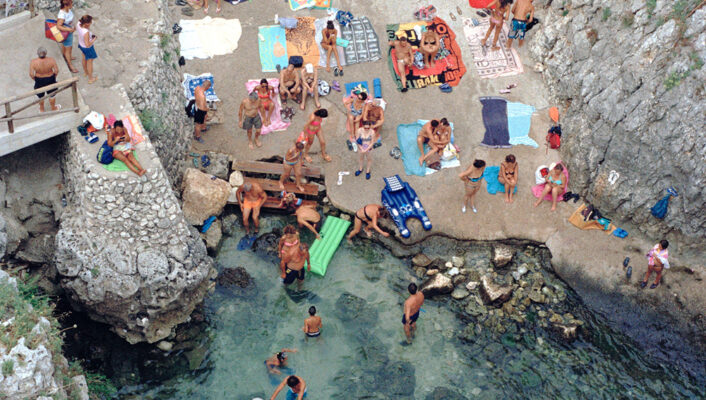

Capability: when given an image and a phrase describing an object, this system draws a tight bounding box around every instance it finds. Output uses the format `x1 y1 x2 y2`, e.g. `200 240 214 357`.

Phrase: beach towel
245 79 290 135
178 17 242 60
340 16 381 65
182 73 220 102
102 151 138 172
286 17 320 68
480 96 511 148
387 17 467 91
289 0 314 11
462 17 523 78
532 162 569 201
396 121 459 176
123 115 145 146
507 102 537 147
314 18 346 68
483 166 518 194
344 81 369 96
258 25 288 72
568 204 619 235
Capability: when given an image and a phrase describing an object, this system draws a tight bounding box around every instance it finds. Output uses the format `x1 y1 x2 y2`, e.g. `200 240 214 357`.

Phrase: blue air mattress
381 175 432 238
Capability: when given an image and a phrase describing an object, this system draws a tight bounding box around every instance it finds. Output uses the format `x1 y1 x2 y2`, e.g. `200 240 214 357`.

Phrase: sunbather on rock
321 20 342 74
362 99 385 134
389 35 414 92
419 118 450 166
347 204 390 242
417 119 439 165
534 163 566 211
108 121 145 176
459 159 486 214
420 29 440 69
255 79 275 126
481 0 512 51
239 91 265 149
298 109 331 162
279 64 302 104
300 63 321 111
280 141 306 193
344 91 368 143
498 154 518 203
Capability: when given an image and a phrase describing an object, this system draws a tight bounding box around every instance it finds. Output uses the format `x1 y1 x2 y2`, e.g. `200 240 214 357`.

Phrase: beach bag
441 143 457 161
535 165 549 184
335 10 353 27
97 141 114 164
289 56 304 68
185 99 196 118
546 125 561 149
45 19 69 42
650 187 678 219
279 17 298 29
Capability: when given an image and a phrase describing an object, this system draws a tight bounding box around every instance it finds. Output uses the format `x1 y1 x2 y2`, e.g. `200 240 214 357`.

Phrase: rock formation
181 168 230 226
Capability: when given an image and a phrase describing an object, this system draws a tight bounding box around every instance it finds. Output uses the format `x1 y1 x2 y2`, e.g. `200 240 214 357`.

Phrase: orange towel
123 115 145 145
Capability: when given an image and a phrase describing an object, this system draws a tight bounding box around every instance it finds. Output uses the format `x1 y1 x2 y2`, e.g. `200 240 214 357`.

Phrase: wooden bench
243 177 320 196
228 196 317 210
234 160 324 179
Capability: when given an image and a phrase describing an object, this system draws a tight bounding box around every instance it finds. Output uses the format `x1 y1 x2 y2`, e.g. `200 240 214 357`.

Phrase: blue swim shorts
508 19 527 40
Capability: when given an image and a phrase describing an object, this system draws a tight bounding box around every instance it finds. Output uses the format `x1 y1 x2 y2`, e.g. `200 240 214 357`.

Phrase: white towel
179 17 242 60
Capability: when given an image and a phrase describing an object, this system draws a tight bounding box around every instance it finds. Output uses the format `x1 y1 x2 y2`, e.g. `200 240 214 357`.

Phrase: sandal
192 157 199 167
365 172 371 180
640 281 647 288
649 283 658 289
355 170 362 176
201 155 211 167
476 11 487 17
623 257 630 268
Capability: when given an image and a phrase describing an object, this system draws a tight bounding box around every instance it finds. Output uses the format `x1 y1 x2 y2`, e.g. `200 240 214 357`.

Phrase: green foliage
163 50 172 64
84 371 118 399
2 359 14 376
664 55 703 90
90 266 100 278
159 34 170 50
690 52 704 70
646 0 657 18
562 10 569 16
601 7 612 21
138 109 157 132
670 0 699 22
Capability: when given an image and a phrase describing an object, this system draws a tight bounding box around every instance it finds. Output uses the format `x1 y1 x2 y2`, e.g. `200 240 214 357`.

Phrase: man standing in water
403 283 425 343
235 182 267 235
270 375 307 400
193 80 211 143
280 243 310 286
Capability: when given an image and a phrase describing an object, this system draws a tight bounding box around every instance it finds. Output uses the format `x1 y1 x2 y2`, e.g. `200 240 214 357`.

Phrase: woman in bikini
481 0 513 51
344 91 368 144
459 159 486 213
256 78 275 126
498 154 518 203
346 204 390 242
534 163 566 211
300 63 321 111
419 29 440 69
279 193 321 239
355 121 379 180
298 109 331 162
321 20 343 75
280 141 306 192
107 121 145 176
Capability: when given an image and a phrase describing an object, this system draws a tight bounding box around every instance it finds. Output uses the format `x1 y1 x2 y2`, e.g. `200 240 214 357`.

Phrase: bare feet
322 154 332 162
255 139 262 147
315 234 321 240
69 67 79 73
491 46 501 51
534 201 541 207
300 104 305 111
481 38 487 46
551 204 557 211
203 7 209 14
216 6 221 13
279 181 285 190
304 156 313 163
364 228 372 238
88 77 97 84
248 141 254 149
326 66 331 72
296 185 305 192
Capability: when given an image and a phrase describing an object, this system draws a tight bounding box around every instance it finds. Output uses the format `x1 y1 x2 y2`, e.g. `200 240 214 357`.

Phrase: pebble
466 281 479 291
448 267 460 276
426 269 439 276
451 287 470 299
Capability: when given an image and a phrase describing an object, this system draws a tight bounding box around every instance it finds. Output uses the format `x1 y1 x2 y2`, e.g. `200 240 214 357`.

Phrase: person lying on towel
419 118 451 166
388 35 414 92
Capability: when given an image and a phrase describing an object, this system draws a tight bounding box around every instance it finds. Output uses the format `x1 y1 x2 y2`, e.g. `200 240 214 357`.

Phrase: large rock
216 267 253 289
420 273 454 296
480 275 514 305
426 386 468 400
181 168 230 226
201 151 230 180
411 253 433 267
491 244 514 268
335 292 379 326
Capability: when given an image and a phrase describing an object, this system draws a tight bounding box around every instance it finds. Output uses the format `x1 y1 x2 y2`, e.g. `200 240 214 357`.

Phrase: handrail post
71 81 78 113
5 103 13 134
29 0 35 17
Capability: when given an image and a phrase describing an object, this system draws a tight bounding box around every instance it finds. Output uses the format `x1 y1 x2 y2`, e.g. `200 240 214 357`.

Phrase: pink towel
122 115 145 146
244 79 290 135
532 161 569 200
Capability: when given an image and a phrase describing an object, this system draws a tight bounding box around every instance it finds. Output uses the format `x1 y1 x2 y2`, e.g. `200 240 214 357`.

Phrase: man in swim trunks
302 306 322 337
280 243 310 286
239 91 265 149
29 47 60 112
417 119 439 165
279 63 301 104
193 80 210 143
265 348 298 375
235 181 267 235
388 35 414 92
300 63 321 111
403 282 425 343
270 375 307 400
506 0 535 49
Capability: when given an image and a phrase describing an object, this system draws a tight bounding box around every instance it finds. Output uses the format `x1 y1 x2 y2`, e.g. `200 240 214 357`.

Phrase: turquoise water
120 217 703 399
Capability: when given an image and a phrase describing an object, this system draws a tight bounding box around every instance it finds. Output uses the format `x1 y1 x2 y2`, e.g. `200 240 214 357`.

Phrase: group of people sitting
416 118 453 167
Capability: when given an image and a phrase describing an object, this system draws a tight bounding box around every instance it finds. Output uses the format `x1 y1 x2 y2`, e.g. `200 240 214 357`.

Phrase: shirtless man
362 99 385 135
29 47 60 112
265 348 297 375
235 182 267 234
403 282 425 343
239 91 265 149
280 242 310 286
300 64 321 111
388 36 414 92
346 204 390 242
417 119 439 165
419 29 440 69
302 306 322 337
506 0 535 49
320 20 342 74
193 80 210 143
279 63 301 104
420 118 451 166
270 375 307 400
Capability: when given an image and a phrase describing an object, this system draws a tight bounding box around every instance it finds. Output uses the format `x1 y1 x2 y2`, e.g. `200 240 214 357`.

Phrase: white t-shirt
57 9 74 27
76 22 90 48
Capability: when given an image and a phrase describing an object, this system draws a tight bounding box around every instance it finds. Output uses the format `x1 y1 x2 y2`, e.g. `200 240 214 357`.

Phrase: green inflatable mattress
308 216 351 276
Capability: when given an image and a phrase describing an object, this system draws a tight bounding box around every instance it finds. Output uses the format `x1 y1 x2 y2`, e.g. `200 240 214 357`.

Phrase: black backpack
185 99 196 118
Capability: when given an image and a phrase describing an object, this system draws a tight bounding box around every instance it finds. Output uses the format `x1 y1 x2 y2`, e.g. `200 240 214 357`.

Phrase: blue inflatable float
381 175 432 238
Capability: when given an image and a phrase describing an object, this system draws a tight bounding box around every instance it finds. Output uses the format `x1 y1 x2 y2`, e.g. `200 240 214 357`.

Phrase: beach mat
182 73 220 102
340 16 381 65
480 96 511 148
245 79 290 135
507 102 537 147
314 18 346 68
102 151 138 172
397 122 427 176
178 17 242 60
308 216 350 276
462 17 523 78
344 81 369 97
532 162 569 201
286 17 320 68
483 166 518 194
387 17 467 91
258 25 288 72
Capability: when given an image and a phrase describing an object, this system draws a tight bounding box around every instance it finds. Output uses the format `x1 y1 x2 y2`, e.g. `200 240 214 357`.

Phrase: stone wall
529 0 705 255
127 0 192 188
55 87 215 344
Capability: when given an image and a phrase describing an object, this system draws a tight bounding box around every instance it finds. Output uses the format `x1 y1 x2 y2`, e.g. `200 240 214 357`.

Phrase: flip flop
471 18 480 26
176 0 187 5
626 266 632 279
192 157 199 167
450 13 457 21
172 23 182 34
201 155 211 167
649 283 658 289
181 6 194 16
623 257 630 268
640 281 647 288
365 172 371 180
457 6 463 15
476 11 487 17
189 152 200 157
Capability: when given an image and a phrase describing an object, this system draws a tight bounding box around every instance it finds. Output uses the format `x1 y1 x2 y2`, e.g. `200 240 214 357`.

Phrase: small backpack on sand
546 106 562 150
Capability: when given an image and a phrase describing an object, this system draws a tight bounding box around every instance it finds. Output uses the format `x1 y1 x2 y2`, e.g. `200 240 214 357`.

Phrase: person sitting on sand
300 63 321 111
265 348 298 375
355 121 380 180
302 306 322 338
459 159 486 213
498 154 518 203
256 79 276 126
29 47 60 112
347 204 390 241
107 121 146 176
239 91 265 149
419 118 451 166
481 0 512 51
403 282 425 344
344 91 368 145
278 225 301 260
388 35 414 92
419 28 440 69
534 163 566 211
298 109 331 162
236 182 267 235
362 98 385 135
279 63 302 104
280 243 310 286
506 0 535 49
270 375 307 400
320 20 343 75
417 119 439 165
641 240 670 289
280 141 306 193
279 193 321 239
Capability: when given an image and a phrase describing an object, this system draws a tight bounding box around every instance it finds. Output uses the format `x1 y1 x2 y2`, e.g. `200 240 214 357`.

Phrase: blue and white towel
507 102 537 147
182 73 220 102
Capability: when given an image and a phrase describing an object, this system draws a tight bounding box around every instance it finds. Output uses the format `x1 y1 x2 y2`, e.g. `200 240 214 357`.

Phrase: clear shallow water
121 216 703 400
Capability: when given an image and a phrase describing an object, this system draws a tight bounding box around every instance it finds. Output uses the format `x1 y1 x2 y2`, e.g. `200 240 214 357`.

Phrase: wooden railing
0 77 79 133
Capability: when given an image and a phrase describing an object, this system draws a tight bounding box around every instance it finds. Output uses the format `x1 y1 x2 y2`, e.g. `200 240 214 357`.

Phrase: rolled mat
308 216 351 276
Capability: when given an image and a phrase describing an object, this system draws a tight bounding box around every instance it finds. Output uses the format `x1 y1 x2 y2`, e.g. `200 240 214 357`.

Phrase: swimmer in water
302 306 322 338
265 348 297 375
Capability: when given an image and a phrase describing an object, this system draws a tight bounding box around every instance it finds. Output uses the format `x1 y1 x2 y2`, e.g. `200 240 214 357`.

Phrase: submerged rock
335 292 379 326
553 323 579 342
464 296 488 317
412 253 433 267
451 287 470 300
451 256 465 268
216 267 252 289
426 386 467 400
420 273 454 296
251 231 280 259
480 276 514 305
491 244 514 268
